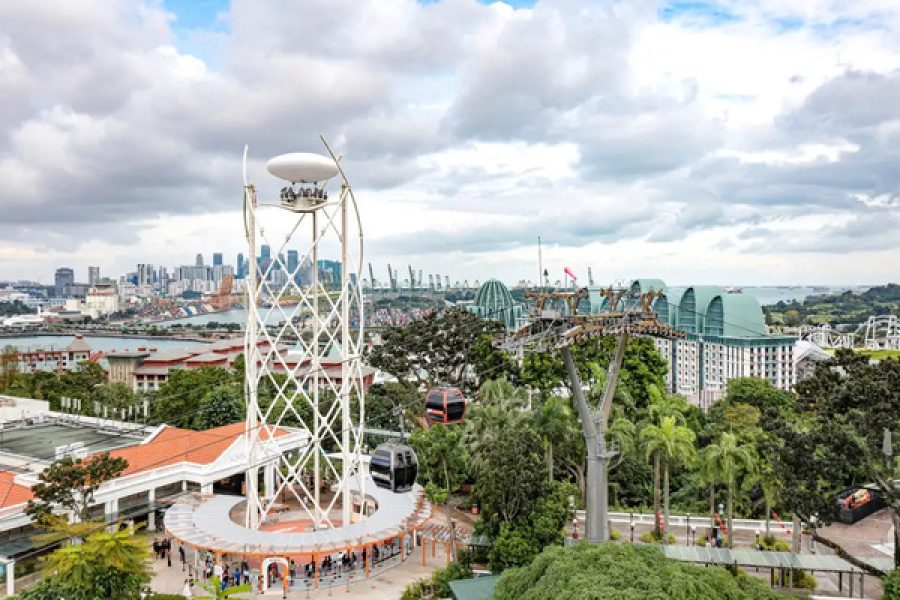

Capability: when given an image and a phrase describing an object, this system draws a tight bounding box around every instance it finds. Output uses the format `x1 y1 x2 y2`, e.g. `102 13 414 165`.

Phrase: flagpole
537 236 543 290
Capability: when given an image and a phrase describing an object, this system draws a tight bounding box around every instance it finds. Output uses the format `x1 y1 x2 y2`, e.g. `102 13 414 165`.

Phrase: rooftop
0 423 144 461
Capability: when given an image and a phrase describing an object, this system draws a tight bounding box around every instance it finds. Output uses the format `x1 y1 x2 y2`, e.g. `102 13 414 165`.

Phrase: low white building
0 412 306 596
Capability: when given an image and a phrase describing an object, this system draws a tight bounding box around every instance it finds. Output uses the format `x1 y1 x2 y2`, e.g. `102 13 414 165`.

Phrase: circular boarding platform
164 477 432 591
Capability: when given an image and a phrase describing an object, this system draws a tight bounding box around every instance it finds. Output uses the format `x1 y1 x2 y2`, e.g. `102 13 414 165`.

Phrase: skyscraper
195 253 204 267
54 267 74 297
88 266 100 286
237 253 245 279
260 245 271 262
287 250 299 282
213 252 223 266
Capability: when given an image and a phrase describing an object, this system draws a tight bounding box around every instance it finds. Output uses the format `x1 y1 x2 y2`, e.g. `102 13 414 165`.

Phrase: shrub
883 569 900 600
400 577 433 600
640 530 676 544
791 569 817 590
609 528 621 541
492 544 788 600
695 534 707 546
760 534 790 552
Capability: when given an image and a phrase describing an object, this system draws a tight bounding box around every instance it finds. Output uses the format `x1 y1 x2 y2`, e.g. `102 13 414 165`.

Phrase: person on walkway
152 539 160 559
165 539 172 568
181 578 193 598
178 544 186 570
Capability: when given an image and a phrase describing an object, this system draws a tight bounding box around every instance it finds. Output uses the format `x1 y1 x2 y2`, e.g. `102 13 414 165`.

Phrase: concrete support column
147 488 156 532
104 498 119 522
181 480 188 492
264 462 275 500
5 560 14 597
200 482 213 495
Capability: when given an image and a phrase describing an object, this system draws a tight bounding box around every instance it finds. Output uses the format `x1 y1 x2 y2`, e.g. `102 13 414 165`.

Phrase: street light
630 519 635 543
690 525 697 546
755 528 761 550
686 512 691 546
808 515 818 553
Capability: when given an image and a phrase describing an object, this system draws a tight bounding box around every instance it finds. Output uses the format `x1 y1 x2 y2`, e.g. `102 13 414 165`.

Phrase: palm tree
534 396 576 483
45 522 150 587
641 416 696 536
196 576 252 599
478 377 527 407
742 460 782 537
699 432 757 548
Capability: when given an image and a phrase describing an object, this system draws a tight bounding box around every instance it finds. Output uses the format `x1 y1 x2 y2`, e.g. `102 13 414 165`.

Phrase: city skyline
2 1 900 286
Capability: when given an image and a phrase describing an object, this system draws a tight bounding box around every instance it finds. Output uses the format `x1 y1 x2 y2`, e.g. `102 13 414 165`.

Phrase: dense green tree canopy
26 453 128 522
367 308 512 393
492 544 787 600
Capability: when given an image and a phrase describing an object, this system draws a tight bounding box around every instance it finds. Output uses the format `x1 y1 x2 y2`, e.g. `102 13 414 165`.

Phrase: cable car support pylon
497 287 683 543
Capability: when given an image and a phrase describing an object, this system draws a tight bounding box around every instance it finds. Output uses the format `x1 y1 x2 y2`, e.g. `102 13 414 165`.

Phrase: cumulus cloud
0 0 899 284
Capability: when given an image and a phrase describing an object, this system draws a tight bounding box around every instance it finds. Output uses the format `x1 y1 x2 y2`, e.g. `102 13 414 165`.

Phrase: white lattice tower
241 140 365 531
862 315 900 350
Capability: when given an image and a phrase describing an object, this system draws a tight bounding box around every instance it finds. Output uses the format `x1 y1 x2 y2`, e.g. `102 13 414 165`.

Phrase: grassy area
857 348 900 360
822 347 900 360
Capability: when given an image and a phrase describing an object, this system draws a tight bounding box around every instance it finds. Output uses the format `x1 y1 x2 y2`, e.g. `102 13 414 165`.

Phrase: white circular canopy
266 153 339 183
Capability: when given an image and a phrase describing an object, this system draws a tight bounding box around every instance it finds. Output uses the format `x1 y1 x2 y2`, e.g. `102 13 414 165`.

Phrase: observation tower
163 142 432 594
242 139 365 531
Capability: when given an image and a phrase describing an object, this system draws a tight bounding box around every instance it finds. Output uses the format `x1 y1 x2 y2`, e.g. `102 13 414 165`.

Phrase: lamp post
755 528 761 550
630 519 635 543
690 525 697 546
686 513 691 546
808 515 817 554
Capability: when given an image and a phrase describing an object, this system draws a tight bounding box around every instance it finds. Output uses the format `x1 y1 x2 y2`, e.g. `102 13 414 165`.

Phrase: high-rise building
88 266 100 286
54 267 75 297
592 280 797 411
287 250 299 280
260 245 271 262
236 253 245 279
137 263 155 287
316 260 342 287
213 252 223 266
195 253 204 267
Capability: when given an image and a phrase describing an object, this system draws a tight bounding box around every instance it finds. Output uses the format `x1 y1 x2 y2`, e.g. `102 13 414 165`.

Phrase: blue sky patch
659 1 742 26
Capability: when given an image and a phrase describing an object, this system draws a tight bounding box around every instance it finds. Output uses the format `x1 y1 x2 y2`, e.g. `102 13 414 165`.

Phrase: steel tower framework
498 287 683 543
242 139 365 531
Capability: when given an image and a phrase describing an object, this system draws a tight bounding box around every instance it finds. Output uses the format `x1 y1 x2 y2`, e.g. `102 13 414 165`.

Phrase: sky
1 0 899 287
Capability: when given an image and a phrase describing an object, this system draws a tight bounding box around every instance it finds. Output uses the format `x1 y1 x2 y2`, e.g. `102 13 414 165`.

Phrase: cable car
370 442 418 493
425 387 467 425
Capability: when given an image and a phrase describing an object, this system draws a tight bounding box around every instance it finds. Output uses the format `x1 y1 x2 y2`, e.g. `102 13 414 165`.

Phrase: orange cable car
424 387 466 425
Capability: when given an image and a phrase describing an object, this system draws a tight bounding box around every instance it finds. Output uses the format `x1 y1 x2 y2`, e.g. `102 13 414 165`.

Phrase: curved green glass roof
468 279 522 329
474 279 514 308
705 293 766 337
677 285 724 333
629 279 667 295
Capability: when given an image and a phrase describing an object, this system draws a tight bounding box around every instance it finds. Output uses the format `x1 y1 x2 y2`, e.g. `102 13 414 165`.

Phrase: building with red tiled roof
0 419 306 544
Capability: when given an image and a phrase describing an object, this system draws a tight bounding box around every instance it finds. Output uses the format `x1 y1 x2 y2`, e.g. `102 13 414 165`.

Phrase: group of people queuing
163 538 411 595
151 538 174 567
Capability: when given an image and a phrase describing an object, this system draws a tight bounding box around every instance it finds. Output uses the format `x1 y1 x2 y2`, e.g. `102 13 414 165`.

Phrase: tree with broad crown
492 543 788 600
366 308 508 394
26 452 128 523
196 384 244 429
